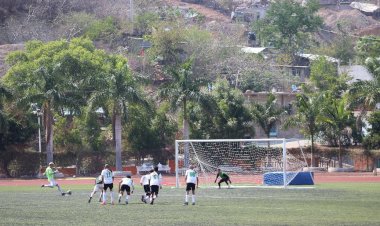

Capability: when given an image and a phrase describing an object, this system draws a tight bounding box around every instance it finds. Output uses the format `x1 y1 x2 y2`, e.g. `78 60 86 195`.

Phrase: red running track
1 172 380 187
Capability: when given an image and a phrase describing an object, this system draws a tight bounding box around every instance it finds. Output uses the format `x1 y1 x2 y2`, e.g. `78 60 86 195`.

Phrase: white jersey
121 178 134 187
149 171 161 186
185 169 198 184
140 175 150 185
101 169 113 184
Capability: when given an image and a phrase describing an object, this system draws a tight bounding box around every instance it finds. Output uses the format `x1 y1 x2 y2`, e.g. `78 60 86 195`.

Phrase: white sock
192 195 195 203
57 185 63 193
103 191 107 203
110 191 114 203
185 194 189 202
126 195 129 201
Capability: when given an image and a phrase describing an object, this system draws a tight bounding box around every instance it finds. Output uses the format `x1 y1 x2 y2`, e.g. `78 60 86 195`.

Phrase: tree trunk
310 135 315 167
183 99 190 167
114 113 122 171
45 103 54 165
338 141 343 168
373 157 378 176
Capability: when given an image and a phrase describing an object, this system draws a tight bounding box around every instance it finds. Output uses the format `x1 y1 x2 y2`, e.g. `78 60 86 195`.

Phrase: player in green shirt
214 168 232 189
41 162 71 196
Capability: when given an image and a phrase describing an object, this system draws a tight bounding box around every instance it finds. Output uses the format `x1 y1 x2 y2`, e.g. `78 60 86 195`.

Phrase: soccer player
214 168 232 189
140 170 152 203
101 164 114 205
118 174 135 205
41 162 71 196
184 165 199 206
149 166 162 205
88 175 103 203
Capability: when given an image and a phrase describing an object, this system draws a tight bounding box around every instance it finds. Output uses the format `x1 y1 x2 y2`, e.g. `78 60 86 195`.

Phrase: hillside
1 0 380 78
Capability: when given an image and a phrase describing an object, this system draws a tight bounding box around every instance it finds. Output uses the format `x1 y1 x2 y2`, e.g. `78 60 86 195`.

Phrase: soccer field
1 182 380 225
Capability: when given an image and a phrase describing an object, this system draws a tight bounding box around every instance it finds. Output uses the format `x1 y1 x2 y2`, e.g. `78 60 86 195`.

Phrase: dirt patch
164 0 230 22
319 8 380 35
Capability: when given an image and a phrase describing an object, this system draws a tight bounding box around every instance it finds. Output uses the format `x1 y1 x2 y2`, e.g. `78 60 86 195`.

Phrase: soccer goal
175 138 311 188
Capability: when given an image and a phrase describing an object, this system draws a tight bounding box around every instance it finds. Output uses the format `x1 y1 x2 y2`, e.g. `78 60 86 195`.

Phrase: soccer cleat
98 197 102 202
141 195 145 203
150 199 154 205
125 201 128 205
67 190 72 195
192 202 195 205
88 197 92 203
183 202 188 206
61 192 66 196
118 196 121 204
41 185 44 188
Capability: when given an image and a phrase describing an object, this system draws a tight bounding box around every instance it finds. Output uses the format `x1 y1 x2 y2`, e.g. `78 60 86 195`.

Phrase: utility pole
130 0 134 22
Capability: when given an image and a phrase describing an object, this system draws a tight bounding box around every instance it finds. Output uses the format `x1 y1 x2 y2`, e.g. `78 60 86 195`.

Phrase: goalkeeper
214 168 232 189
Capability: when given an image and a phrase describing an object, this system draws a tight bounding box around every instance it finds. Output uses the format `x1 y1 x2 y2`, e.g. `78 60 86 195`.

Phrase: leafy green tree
363 111 380 150
0 84 11 145
189 78 253 139
147 22 187 66
356 36 380 61
126 102 176 163
4 37 106 164
309 56 348 94
253 0 322 64
363 111 380 174
133 12 160 36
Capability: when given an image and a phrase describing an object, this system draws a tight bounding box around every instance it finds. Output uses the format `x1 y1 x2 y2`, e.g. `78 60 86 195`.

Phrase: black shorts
186 183 196 191
150 185 159 194
143 185 150 193
120 184 131 193
219 177 230 183
104 183 113 191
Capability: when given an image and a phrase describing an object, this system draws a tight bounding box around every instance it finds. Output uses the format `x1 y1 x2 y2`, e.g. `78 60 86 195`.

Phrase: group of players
41 162 233 206
88 164 162 205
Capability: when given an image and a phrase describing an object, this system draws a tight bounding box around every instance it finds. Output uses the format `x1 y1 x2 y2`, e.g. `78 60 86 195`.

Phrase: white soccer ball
73 175 76 178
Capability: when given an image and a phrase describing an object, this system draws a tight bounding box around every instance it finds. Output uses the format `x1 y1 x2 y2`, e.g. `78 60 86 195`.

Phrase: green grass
1 183 380 225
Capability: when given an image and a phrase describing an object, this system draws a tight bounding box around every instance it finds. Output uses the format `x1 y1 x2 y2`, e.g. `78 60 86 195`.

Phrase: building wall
244 91 303 139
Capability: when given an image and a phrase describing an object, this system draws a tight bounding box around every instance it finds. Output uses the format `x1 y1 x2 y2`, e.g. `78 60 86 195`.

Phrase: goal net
175 138 310 188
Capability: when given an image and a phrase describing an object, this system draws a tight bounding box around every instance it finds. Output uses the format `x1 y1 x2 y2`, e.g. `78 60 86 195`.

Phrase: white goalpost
175 138 311 188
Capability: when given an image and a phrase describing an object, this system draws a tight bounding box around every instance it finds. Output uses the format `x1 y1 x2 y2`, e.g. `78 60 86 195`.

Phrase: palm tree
348 57 380 111
249 93 287 146
318 94 354 168
283 93 322 167
159 59 212 140
88 55 148 171
159 59 212 167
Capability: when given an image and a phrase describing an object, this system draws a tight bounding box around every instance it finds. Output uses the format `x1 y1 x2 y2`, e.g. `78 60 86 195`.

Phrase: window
269 124 277 137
